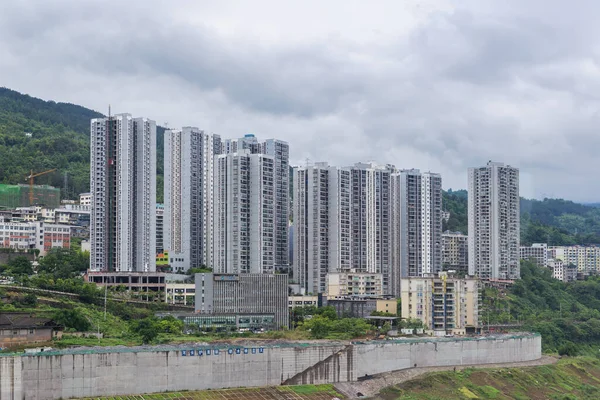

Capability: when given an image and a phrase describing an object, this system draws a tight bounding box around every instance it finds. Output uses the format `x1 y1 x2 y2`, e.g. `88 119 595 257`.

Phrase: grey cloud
2 0 600 201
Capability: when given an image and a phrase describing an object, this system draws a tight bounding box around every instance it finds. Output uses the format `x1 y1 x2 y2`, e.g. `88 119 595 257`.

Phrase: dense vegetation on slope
376 357 600 400
0 88 103 199
0 88 167 202
483 260 600 354
443 188 600 245
442 189 468 233
521 198 600 245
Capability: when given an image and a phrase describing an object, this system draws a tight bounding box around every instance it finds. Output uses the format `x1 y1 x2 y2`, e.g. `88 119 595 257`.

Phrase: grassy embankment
78 384 344 400
375 357 600 400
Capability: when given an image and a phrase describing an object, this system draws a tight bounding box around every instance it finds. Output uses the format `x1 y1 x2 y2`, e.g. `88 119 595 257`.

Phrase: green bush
558 342 578 357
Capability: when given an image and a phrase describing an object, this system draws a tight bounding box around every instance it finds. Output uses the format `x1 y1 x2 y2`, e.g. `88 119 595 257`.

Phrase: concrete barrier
0 333 541 400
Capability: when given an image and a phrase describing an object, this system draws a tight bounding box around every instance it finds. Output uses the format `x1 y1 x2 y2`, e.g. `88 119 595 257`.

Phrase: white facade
292 163 351 294
350 163 393 290
164 128 221 272
221 135 290 272
0 218 70 256
164 283 195 305
468 161 520 280
292 162 392 295
390 170 443 290
79 193 91 206
520 243 548 267
90 114 156 272
213 150 275 274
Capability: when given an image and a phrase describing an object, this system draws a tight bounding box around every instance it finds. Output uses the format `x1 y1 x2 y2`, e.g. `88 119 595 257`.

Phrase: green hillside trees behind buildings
486 260 600 355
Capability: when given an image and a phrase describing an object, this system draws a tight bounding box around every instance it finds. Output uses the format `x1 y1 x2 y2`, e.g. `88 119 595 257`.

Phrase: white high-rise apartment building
222 134 290 272
90 114 156 272
164 128 221 272
350 162 393 287
292 163 351 294
293 162 393 294
468 161 520 280
213 149 275 274
390 169 443 296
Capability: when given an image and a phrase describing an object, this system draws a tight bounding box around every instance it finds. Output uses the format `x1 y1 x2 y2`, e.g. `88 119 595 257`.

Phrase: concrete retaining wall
0 334 541 400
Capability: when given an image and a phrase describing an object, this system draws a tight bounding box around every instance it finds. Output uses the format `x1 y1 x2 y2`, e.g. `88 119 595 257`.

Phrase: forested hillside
443 189 600 246
0 88 167 201
0 88 102 199
442 189 468 233
484 260 600 354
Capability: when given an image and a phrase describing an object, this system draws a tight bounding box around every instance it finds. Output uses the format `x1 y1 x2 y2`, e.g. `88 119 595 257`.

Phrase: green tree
158 315 184 334
317 306 337 320
133 317 160 344
19 293 38 307
4 256 33 276
52 309 91 332
37 248 89 278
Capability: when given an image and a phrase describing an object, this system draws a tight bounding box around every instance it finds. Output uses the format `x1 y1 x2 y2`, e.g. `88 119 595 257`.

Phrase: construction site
0 184 60 209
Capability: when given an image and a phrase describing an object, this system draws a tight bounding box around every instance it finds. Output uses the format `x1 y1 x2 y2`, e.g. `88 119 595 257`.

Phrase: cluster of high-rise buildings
89 113 521 298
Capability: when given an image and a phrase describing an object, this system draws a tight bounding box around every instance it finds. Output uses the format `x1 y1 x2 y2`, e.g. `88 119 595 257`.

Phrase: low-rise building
195 273 289 329
54 205 90 226
85 271 166 301
549 245 600 273
79 193 91 206
549 259 578 282
327 272 383 298
165 283 195 306
0 313 62 347
401 272 480 335
323 297 397 318
520 243 548 267
0 217 71 256
183 314 276 331
376 298 397 315
288 295 319 309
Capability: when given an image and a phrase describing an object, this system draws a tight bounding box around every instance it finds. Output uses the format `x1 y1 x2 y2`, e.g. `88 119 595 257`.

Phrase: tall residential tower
390 170 443 296
163 127 221 272
90 114 156 272
468 161 520 280
221 135 290 272
293 162 393 295
213 149 276 274
292 163 351 294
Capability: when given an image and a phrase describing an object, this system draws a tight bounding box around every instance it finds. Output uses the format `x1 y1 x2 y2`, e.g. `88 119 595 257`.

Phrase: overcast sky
1 0 599 201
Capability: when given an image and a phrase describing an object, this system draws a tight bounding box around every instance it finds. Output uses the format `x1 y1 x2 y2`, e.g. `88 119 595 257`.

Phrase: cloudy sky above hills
1 0 599 201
